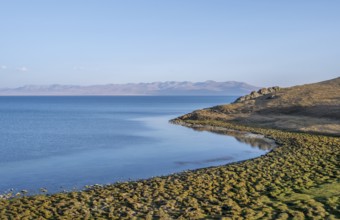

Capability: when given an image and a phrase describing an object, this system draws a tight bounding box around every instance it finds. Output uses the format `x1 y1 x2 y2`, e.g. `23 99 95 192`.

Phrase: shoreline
1 118 339 219
0 119 276 198
169 119 278 148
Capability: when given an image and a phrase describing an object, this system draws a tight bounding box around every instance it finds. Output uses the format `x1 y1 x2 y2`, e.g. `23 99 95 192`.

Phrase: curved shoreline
0 119 275 198
0 119 339 219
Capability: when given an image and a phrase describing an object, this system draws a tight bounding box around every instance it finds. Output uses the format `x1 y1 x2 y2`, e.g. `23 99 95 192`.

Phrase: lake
0 96 274 194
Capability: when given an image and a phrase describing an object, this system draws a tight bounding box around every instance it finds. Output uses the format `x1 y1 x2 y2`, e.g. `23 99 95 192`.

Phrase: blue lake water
0 96 273 194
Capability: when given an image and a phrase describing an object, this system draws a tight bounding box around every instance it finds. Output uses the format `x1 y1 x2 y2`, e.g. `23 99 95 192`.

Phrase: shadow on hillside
255 104 340 120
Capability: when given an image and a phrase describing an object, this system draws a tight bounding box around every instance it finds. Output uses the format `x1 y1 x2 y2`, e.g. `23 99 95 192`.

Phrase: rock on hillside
233 86 281 103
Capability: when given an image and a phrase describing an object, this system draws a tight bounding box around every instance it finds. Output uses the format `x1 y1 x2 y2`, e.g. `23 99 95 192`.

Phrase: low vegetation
186 77 340 135
0 119 339 219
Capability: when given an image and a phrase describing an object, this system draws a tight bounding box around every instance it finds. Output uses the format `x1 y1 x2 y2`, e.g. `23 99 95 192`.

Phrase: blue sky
0 0 339 87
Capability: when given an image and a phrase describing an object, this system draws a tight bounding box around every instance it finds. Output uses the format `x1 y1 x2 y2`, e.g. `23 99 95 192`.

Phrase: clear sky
0 0 339 88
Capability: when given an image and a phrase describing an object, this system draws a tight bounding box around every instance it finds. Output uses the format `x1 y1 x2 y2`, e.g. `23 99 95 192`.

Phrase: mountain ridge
0 81 259 96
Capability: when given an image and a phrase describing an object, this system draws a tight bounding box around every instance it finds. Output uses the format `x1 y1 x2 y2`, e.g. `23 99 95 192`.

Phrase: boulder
233 86 280 103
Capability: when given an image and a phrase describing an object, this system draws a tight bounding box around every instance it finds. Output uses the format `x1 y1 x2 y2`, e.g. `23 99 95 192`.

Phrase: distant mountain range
0 81 259 96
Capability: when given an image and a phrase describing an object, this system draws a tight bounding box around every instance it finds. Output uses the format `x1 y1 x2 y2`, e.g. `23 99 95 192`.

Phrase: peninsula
173 77 340 136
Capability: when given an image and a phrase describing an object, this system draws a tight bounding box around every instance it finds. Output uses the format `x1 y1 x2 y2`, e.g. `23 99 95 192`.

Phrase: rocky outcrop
233 86 280 103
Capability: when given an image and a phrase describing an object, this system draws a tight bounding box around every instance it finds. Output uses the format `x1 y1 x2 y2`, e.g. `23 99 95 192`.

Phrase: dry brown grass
179 77 340 136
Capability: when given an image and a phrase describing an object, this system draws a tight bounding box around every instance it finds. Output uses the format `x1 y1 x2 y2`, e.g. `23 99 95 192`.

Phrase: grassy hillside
177 77 340 136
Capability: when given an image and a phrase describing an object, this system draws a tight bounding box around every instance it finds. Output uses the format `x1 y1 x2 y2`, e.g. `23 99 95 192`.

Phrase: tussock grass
0 118 339 219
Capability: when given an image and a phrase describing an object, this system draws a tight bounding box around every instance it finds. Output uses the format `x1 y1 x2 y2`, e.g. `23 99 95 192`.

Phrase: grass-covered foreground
0 119 339 219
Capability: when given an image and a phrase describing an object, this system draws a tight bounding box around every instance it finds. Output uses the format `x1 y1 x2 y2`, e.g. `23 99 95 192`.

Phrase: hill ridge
0 81 259 96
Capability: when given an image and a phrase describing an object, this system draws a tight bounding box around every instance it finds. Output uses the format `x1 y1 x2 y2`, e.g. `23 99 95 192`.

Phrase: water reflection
175 156 234 166
189 126 276 151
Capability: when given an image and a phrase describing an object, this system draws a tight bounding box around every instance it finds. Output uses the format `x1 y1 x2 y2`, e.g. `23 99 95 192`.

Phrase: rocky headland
173 77 340 136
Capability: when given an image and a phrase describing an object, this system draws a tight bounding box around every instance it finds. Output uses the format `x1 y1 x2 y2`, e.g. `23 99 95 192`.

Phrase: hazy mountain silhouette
0 81 259 96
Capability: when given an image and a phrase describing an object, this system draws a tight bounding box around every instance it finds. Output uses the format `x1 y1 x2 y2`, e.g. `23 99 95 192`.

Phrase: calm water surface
0 96 273 193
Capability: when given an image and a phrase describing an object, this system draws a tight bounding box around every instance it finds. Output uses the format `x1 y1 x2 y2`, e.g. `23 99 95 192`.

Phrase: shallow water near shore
0 96 274 194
